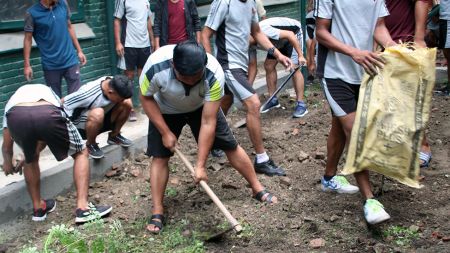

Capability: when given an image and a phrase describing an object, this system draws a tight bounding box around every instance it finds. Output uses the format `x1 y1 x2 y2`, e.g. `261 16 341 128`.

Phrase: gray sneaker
254 159 286 176
292 101 308 118
107 133 133 147
87 143 104 159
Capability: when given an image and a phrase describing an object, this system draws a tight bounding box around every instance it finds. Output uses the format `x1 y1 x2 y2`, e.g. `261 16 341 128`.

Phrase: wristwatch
267 46 276 57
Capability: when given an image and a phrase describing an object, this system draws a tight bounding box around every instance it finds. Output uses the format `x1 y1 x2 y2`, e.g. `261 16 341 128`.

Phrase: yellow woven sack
342 45 436 188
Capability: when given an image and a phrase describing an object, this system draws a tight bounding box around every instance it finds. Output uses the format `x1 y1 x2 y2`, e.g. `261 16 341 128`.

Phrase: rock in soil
297 151 309 162
105 169 118 178
208 163 222 172
314 151 326 160
221 182 240 190
55 196 66 202
279 177 292 186
309 238 325 249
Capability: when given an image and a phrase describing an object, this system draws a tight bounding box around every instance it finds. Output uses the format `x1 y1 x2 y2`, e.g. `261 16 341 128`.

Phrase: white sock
256 152 269 163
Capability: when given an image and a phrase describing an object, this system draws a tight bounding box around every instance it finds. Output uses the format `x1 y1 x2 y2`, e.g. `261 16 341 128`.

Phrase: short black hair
173 40 208 76
109 75 133 99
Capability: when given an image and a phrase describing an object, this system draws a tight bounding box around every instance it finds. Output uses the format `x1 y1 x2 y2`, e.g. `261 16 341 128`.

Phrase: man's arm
2 128 15 176
139 94 177 150
23 32 33 81
306 38 317 75
373 18 396 48
201 27 215 54
414 0 431 47
114 18 124 57
316 17 385 75
67 20 87 66
251 22 293 69
147 18 156 52
278 30 307 65
195 100 221 183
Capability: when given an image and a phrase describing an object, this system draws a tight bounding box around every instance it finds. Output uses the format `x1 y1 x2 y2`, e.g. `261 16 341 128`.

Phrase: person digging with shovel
139 41 278 233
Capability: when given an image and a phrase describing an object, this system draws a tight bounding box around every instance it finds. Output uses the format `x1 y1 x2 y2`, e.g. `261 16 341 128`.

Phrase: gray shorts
44 64 81 97
6 105 84 163
224 68 255 101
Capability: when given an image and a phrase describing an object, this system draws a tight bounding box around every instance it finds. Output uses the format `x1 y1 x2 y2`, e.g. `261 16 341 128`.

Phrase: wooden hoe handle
174 148 243 233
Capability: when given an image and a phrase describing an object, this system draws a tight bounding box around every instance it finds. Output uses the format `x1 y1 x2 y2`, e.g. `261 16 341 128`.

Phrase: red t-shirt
385 0 430 42
168 0 188 44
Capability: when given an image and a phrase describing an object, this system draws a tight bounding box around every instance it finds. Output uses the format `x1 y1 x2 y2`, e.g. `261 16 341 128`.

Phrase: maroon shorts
6 105 84 163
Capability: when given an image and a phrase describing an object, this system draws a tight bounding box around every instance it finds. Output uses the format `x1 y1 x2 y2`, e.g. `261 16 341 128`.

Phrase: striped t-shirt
63 77 115 129
139 45 224 114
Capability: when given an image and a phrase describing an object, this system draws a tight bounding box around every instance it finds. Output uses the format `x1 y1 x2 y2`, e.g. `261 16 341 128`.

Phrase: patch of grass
19 219 133 253
159 220 205 253
383 225 419 247
169 164 178 173
235 221 255 239
166 187 178 197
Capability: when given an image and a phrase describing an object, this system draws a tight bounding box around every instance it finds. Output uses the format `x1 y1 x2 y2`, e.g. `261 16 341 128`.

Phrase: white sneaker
321 175 359 194
364 199 391 224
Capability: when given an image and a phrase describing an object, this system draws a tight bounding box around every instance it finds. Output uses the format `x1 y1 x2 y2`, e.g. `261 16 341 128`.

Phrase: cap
173 41 208 76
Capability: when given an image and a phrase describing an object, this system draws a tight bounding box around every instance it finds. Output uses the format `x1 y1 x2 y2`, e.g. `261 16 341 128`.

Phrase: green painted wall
0 0 114 131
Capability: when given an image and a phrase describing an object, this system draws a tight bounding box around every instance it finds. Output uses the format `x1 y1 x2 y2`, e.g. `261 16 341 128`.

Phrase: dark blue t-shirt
24 1 78 71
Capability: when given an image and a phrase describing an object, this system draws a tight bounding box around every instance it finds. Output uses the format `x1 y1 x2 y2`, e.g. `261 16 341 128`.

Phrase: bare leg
337 112 373 200
146 157 170 232
220 94 234 116
292 70 305 102
110 100 132 136
225 146 278 203
72 149 90 209
23 158 42 210
248 54 258 85
444 49 450 90
85 108 105 145
264 59 278 96
324 116 346 177
242 94 265 154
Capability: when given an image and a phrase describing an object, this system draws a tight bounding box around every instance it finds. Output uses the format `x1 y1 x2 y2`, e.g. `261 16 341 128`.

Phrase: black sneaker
254 159 286 176
87 143 104 159
32 199 56 221
210 149 225 157
75 203 113 223
107 133 133 147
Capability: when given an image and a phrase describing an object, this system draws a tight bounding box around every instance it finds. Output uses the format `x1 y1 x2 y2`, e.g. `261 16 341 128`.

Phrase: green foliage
19 218 205 253
20 219 131 253
166 187 178 198
383 225 419 247
160 222 205 253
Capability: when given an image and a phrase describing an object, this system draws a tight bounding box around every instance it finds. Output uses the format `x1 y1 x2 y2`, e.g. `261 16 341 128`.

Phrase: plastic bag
342 45 436 188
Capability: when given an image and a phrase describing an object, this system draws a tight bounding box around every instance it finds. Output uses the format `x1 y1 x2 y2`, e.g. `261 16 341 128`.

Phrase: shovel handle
174 148 243 233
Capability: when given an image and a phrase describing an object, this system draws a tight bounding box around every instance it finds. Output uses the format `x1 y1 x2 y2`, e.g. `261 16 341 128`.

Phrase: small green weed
235 221 255 239
169 164 178 173
166 187 178 197
383 225 419 247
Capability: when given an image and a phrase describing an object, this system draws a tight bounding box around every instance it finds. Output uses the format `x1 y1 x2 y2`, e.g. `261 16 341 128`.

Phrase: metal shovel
260 66 300 113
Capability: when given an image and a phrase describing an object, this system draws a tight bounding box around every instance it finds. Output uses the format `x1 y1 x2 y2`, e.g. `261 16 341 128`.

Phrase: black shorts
321 78 360 117
267 42 293 60
146 107 238 157
77 107 115 139
124 47 151 70
6 105 84 163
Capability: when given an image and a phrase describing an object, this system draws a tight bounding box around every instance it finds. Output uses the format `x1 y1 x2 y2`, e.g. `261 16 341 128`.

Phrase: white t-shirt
314 0 389 84
114 0 152 48
3 84 61 128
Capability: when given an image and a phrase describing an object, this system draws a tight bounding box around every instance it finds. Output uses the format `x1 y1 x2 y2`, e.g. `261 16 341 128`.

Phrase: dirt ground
0 82 449 252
